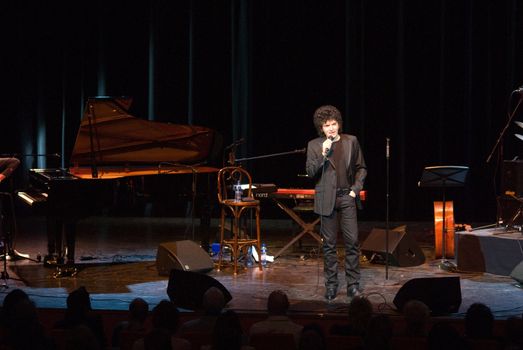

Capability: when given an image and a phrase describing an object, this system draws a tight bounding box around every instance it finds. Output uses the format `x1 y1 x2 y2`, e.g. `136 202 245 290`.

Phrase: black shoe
325 288 337 301
347 285 362 298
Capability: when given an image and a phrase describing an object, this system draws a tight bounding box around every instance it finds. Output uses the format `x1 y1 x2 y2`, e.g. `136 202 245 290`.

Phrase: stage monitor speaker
361 225 425 267
393 276 461 315
156 240 214 276
510 261 523 284
167 269 232 310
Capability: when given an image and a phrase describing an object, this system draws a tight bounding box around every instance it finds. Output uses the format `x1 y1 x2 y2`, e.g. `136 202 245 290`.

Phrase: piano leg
45 216 76 266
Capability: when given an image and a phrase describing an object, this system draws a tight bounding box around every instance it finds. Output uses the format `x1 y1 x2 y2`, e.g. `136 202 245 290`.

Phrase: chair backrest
217 166 254 203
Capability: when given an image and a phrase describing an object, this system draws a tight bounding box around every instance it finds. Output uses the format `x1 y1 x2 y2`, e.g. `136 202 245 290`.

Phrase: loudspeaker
156 240 214 276
510 261 523 284
167 269 232 310
393 277 462 315
361 226 425 267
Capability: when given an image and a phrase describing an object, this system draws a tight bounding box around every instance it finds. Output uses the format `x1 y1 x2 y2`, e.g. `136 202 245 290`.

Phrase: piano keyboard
17 191 48 206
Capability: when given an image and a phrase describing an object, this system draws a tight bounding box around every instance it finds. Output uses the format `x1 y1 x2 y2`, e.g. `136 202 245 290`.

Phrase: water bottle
261 243 267 267
234 180 242 202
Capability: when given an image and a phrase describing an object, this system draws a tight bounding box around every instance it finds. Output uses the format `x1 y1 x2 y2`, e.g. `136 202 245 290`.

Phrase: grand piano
18 96 221 267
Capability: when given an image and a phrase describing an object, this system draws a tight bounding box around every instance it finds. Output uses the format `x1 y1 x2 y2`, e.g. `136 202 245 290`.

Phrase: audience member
1 289 54 350
400 299 430 337
428 321 469 350
464 302 495 339
330 295 373 337
362 314 393 350
132 300 190 350
1 289 30 326
203 310 253 350
249 290 303 346
112 297 149 347
54 286 106 349
178 286 225 337
298 323 326 350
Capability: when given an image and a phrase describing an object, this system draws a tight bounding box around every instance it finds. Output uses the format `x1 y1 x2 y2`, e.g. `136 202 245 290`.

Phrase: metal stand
374 138 398 286
419 166 469 271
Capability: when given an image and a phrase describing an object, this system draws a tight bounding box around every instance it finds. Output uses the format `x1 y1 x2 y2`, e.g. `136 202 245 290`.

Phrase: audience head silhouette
151 300 179 332
465 302 494 339
129 297 149 324
348 295 373 335
267 290 290 315
1 289 30 324
402 299 430 336
67 286 92 315
202 287 225 315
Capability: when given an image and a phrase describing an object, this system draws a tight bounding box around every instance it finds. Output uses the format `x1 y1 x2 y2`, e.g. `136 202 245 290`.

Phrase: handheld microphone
515 85 523 93
324 136 335 154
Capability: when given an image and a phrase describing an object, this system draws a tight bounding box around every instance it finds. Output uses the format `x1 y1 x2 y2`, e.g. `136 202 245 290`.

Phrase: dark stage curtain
1 0 522 222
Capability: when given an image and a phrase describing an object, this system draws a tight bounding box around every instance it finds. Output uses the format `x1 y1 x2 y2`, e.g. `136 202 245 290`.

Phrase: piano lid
70 97 216 166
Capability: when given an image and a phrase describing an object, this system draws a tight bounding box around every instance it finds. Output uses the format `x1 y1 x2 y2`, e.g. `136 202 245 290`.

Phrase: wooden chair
216 166 262 275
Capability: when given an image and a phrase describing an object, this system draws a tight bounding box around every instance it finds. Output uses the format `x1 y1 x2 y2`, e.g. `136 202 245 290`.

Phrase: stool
216 166 262 275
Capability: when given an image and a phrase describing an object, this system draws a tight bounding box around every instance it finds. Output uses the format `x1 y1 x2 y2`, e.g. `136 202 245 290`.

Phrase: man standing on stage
306 105 367 301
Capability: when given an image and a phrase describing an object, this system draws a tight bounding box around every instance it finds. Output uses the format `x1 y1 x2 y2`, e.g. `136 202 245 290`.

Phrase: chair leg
233 213 240 275
217 209 226 272
256 208 263 271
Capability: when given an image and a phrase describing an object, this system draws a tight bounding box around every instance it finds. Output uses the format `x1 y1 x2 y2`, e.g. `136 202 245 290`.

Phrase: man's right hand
322 138 333 157
0 174 5 183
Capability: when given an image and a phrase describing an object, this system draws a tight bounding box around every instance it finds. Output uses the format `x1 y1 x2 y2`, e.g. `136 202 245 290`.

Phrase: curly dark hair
313 105 343 136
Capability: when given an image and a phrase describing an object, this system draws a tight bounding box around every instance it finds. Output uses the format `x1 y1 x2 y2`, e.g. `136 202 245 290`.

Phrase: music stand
419 166 469 271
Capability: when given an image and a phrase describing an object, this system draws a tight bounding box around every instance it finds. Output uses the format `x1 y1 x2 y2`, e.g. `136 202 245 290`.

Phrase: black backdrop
1 0 522 222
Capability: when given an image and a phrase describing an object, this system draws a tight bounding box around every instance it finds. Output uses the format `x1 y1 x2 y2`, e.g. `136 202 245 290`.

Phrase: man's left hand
349 190 356 198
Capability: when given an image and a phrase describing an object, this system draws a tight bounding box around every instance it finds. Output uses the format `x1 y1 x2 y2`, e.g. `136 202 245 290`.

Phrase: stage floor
1 216 522 319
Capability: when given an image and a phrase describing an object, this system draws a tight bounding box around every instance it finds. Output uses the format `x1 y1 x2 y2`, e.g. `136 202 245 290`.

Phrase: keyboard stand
272 198 321 258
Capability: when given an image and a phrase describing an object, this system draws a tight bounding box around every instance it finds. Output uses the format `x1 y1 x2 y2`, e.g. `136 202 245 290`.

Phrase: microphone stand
375 138 398 286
